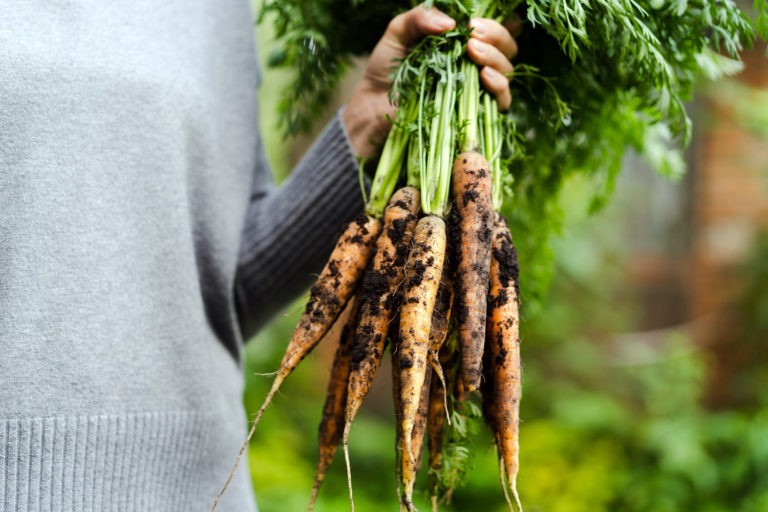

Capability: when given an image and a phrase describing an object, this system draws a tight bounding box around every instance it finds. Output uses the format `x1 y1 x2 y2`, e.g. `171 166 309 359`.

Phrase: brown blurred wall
690 43 768 406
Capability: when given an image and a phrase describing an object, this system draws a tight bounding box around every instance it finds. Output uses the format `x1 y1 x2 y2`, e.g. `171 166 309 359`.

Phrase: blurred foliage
705 78 768 140
242 173 768 511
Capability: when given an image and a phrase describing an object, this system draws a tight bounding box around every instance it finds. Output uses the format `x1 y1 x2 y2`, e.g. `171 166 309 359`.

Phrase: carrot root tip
512 487 523 512
343 422 355 512
211 375 283 511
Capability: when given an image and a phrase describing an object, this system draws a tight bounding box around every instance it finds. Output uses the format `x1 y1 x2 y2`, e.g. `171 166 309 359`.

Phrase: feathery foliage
260 0 766 299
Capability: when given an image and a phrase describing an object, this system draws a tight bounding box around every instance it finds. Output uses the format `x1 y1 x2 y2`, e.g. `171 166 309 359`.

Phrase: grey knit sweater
0 1 365 510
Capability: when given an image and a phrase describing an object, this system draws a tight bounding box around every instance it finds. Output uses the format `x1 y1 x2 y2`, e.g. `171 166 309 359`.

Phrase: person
0 2 517 510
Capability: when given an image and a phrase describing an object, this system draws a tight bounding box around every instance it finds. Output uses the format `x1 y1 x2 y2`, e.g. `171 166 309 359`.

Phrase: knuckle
387 13 406 35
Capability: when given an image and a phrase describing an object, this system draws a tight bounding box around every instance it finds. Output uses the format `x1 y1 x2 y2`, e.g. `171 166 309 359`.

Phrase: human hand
343 5 519 158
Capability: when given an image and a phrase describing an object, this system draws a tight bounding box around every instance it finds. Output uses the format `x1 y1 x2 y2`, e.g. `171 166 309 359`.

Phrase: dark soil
360 269 390 316
407 260 427 290
355 213 370 235
492 215 520 300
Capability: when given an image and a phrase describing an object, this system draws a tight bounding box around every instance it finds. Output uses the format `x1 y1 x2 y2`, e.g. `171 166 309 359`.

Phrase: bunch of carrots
213 19 523 512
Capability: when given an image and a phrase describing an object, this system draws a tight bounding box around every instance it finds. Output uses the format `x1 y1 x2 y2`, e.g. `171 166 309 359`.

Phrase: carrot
427 344 458 511
426 263 454 420
428 263 454 360
307 298 360 511
449 151 493 393
398 215 446 467
401 364 432 511
211 213 381 511
341 187 420 510
484 212 522 512
391 324 404 507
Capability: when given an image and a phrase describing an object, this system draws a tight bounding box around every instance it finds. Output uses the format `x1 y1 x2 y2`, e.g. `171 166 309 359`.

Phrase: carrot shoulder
450 151 493 393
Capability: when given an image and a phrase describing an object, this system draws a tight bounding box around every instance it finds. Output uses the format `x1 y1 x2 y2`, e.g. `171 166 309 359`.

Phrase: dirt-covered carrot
426 262 454 417
449 150 493 393
428 344 458 511
396 44 455 482
428 264 454 360
345 187 420 426
485 211 522 512
211 214 380 511
401 364 432 511
342 187 420 508
391 324 405 506
307 299 360 511
398 215 446 469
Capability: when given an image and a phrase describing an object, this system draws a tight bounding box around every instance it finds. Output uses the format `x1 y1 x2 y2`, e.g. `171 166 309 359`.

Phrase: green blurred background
244 8 768 511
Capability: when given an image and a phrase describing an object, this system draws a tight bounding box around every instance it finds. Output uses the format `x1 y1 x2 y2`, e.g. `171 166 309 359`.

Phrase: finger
467 39 514 79
503 19 523 38
481 66 512 111
385 5 455 49
469 18 518 59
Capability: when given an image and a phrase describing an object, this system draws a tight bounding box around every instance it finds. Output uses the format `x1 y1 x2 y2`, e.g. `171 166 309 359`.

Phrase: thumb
384 5 455 49
364 6 455 88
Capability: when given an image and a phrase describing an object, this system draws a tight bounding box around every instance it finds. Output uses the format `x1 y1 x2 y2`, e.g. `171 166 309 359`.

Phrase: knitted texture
0 0 363 509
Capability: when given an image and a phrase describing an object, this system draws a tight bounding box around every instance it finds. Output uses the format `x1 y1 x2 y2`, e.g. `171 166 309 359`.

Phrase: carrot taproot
391 324 404 507
428 263 454 360
342 187 420 510
401 364 432 511
449 152 493 393
211 213 381 511
427 344 458 511
426 262 454 420
307 298 360 511
484 212 522 512
398 215 446 468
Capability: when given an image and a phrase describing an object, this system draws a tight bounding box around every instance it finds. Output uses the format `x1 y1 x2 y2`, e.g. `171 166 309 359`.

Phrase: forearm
235 109 365 339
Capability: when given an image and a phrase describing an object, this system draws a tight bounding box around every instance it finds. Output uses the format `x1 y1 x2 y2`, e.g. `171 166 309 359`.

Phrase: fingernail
470 39 487 53
470 19 487 35
432 12 455 30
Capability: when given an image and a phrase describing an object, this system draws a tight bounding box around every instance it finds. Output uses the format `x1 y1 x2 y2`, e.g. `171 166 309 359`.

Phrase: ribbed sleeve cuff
0 412 256 512
235 108 367 338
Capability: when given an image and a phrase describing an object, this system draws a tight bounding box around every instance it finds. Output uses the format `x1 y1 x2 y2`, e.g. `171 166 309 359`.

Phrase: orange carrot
401 364 432 511
307 299 360 511
426 263 454 419
391 324 404 506
345 188 419 425
342 187 420 509
428 344 458 511
485 212 522 512
449 152 493 393
211 214 381 511
398 215 446 469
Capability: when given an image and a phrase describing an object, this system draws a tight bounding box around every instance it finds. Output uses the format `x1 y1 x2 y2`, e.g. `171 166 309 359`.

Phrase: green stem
423 78 445 214
423 52 457 218
458 58 480 153
482 92 503 211
365 126 406 218
365 101 419 218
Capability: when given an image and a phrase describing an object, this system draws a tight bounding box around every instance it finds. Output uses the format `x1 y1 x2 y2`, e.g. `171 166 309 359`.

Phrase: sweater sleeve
234 108 367 340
